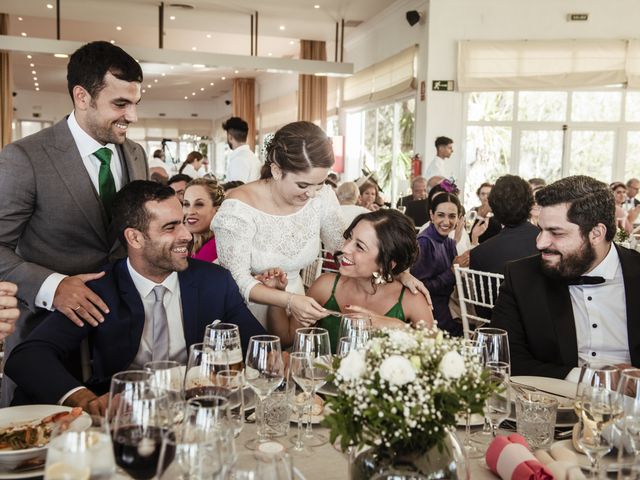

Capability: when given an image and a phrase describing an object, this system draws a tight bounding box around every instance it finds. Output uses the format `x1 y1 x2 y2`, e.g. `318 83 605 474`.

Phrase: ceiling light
154 79 158 83
18 17 23 21
147 84 151 88
46 3 54 8
29 63 34 67
53 53 68 58
21 32 27 37
267 52 273 56
209 82 214 86
221 76 226 80
33 77 37 80
31 70 36 74
192 64 205 68
169 15 176 20
35 87 40 91
279 25 285 30
234 70 239 74
200 87 204 91
110 40 115 44
170 66 174 70
161 73 166 76
34 82 39 86
191 46 197 51
206 34 211 38
191 92 196 96
184 96 188 100
116 26 122 31
142 89 146 93
314 4 320 8
289 40 295 45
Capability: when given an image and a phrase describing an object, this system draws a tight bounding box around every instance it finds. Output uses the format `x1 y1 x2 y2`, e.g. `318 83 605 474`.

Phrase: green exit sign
432 80 454 91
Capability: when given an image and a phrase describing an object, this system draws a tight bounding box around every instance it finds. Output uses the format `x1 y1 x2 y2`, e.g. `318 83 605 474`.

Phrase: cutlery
510 380 575 401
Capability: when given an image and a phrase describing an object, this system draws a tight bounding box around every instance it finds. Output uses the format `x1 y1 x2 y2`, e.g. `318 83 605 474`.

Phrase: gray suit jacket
0 117 148 402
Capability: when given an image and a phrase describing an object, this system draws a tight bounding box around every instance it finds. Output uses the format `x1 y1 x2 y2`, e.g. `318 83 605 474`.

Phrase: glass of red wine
183 343 229 401
107 370 153 424
111 389 175 480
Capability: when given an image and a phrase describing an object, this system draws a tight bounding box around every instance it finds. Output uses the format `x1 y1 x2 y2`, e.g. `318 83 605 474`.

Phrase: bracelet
285 293 293 316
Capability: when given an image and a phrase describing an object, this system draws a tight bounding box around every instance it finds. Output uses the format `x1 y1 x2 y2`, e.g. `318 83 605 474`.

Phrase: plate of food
0 405 85 476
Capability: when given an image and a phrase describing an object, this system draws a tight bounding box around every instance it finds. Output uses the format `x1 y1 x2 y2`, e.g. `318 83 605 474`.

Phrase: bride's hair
260 121 334 179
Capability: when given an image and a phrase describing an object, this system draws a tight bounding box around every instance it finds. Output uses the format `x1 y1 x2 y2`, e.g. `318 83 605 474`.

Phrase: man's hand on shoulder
53 272 109 327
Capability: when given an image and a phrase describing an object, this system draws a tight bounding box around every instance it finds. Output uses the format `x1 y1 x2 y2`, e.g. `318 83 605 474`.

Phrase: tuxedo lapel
617 245 640 365
544 276 579 366
178 268 200 347
114 260 146 365
49 120 109 247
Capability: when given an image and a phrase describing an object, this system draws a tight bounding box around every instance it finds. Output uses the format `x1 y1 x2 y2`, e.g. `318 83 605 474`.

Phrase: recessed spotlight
31 70 36 74
169 15 176 20
184 96 188 100
154 79 158 83
200 87 204 91
33 77 37 81
191 92 196 96
206 34 211 38
21 32 27 37
221 76 226 80
147 84 151 88
34 82 39 86
267 52 273 56
110 40 115 44
234 70 239 74
18 17 23 21
279 25 285 30
142 89 146 93
30 63 34 67
289 40 295 45
116 26 122 31
191 46 197 51
161 73 166 76
170 66 174 70
26 55 32 59
46 3 54 8
192 64 205 68
35 87 40 91
53 53 68 58
209 82 214 86
314 4 320 9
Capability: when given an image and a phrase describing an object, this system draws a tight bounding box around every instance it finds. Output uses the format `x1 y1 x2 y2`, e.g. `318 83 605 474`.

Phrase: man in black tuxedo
492 175 640 379
624 178 640 208
5 181 265 412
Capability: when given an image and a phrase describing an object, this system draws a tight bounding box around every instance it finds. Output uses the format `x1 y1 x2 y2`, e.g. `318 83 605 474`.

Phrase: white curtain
458 40 630 91
627 40 640 89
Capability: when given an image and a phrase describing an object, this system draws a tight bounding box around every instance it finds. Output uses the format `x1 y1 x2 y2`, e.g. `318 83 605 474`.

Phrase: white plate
0 468 44 479
317 382 338 397
455 413 484 427
0 405 85 475
511 376 576 408
551 439 618 472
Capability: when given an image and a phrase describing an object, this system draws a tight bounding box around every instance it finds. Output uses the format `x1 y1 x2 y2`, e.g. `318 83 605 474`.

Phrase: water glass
217 369 246 437
263 391 291 438
337 315 373 346
616 368 640 479
203 322 244 371
474 328 511 367
515 393 558 448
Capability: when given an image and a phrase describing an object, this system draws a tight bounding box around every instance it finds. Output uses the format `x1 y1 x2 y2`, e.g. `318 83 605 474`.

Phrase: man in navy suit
5 181 265 412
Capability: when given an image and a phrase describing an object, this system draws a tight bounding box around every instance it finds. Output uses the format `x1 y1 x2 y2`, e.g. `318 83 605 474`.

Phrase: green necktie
94 147 116 219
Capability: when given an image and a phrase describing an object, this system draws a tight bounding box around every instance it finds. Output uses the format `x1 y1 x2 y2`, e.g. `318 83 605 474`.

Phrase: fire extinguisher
411 153 422 178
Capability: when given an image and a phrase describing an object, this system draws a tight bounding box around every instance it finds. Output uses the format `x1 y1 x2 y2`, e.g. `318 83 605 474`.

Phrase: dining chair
454 265 504 339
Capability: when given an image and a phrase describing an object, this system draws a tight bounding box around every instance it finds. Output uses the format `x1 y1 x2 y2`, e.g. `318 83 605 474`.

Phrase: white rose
338 350 366 381
379 355 416 386
388 330 418 350
439 351 466 379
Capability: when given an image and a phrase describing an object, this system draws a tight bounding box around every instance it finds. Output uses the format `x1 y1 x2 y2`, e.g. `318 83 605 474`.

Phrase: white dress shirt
180 163 203 179
424 155 447 179
35 112 125 311
226 144 262 183
565 245 630 381
126 259 187 368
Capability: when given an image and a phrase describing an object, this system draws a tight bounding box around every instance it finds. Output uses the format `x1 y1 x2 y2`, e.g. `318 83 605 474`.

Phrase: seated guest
470 175 539 275
264 210 433 351
5 181 265 411
149 149 169 183
183 178 225 262
167 173 192 204
357 180 380 211
611 181 639 234
336 181 369 226
492 175 640 379
471 182 502 244
397 176 428 208
530 185 544 227
178 151 205 178
411 193 471 336
0 282 19 340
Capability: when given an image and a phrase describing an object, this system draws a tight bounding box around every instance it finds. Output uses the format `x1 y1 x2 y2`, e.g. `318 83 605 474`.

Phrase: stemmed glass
337 336 361 358
184 343 229 400
293 327 331 447
244 335 285 449
203 322 244 371
461 339 488 458
576 385 622 479
155 428 223 480
107 370 153 424
337 314 373 347
217 369 246 437
484 361 511 438
287 352 314 457
615 368 640 479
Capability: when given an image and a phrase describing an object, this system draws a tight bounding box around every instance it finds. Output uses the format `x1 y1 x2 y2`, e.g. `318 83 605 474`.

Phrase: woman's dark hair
260 121 334 179
536 175 616 242
610 181 626 192
476 182 493 197
488 175 533 227
429 192 462 216
179 151 204 174
67 41 143 100
339 210 418 280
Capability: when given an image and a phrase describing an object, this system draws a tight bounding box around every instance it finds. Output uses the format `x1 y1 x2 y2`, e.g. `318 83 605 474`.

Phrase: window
464 88 639 206
13 120 53 141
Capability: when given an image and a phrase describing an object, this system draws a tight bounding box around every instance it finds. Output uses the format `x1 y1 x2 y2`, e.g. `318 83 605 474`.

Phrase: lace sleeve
318 185 346 252
211 201 260 302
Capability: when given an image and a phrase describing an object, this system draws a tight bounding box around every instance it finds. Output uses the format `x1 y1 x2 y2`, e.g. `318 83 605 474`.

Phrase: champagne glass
244 335 285 449
576 385 622 479
287 352 315 457
184 343 229 400
484 361 511 438
111 390 173 480
575 364 621 418
293 327 331 447
203 322 244 371
461 339 488 458
616 368 640 479
107 370 153 424
217 369 246 437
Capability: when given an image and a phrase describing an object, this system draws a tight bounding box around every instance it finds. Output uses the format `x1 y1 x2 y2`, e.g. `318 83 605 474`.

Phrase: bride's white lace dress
212 185 345 326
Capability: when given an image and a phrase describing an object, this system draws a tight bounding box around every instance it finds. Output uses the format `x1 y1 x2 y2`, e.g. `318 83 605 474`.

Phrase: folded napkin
534 445 586 480
486 434 555 480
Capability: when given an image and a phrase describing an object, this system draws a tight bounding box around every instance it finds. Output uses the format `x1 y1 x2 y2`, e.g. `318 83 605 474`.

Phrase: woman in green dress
261 209 434 350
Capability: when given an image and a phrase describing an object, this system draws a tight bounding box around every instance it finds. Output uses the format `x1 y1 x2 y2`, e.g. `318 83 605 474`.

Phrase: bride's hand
288 294 326 326
255 268 288 290
397 271 433 308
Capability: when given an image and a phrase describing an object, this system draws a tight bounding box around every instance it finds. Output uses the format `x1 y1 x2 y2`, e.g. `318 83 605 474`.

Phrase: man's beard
540 239 596 280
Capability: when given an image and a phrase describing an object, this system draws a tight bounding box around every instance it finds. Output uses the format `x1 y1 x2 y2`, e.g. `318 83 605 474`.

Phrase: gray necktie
151 285 170 361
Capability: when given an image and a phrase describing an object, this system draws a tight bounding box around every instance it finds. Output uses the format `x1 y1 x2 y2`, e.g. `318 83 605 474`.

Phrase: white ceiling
3 0 394 101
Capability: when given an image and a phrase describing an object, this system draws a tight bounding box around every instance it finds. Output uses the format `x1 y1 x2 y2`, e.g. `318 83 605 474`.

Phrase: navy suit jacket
5 258 266 405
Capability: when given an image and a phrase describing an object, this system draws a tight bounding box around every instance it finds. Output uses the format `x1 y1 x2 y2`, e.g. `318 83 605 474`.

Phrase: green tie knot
94 147 116 220
94 147 113 165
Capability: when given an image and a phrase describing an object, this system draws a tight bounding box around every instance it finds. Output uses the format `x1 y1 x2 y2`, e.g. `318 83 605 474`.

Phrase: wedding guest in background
183 178 225 263
178 151 204 178
471 182 501 244
325 172 339 191
624 178 640 208
397 176 428 208
167 173 193 204
0 282 20 340
358 180 380 211
425 136 453 179
337 181 369 226
149 148 169 183
610 181 637 233
530 185 544 227
223 116 262 183
263 210 433 351
492 175 640 379
0 40 148 406
5 181 264 411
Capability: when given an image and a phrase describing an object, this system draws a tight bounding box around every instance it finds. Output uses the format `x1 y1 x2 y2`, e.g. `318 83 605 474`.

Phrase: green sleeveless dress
317 274 408 352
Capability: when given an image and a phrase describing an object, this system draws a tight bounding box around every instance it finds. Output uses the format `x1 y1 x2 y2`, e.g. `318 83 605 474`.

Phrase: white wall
425 0 640 187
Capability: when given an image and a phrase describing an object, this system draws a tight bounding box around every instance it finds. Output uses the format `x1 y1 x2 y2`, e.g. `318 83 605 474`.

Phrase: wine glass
203 322 244 371
155 428 223 480
111 390 173 480
461 339 488 458
217 369 246 437
244 335 285 449
576 385 622 479
184 343 229 400
337 336 360 358
145 360 185 402
616 368 640 478
484 361 511 438
337 314 373 347
293 327 331 447
575 364 621 420
107 370 153 423
287 352 314 457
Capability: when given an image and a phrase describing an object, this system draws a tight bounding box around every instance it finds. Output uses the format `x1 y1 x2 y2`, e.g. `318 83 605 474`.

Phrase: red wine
112 426 175 480
184 385 230 401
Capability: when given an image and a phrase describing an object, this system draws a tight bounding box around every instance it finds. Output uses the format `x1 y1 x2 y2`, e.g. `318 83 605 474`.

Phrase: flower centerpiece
323 327 495 479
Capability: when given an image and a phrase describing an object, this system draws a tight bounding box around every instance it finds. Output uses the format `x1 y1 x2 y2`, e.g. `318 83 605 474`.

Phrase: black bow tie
566 276 605 286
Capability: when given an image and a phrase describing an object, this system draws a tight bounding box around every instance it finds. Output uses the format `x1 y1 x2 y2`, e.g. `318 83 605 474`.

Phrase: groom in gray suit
0 41 148 405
